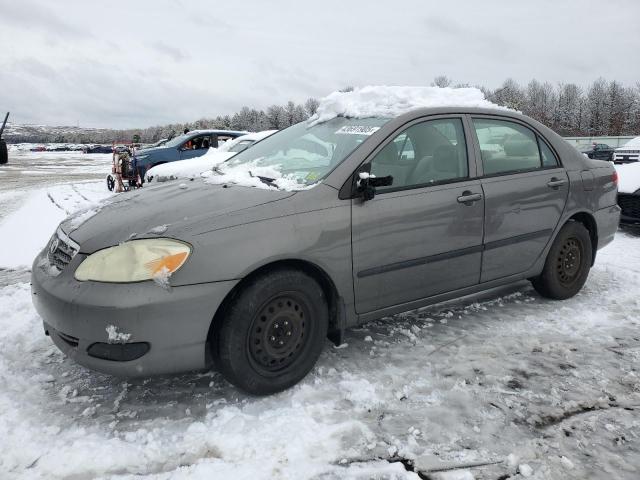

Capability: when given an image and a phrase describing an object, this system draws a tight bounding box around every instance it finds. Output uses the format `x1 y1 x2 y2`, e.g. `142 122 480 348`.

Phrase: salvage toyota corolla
32 86 620 395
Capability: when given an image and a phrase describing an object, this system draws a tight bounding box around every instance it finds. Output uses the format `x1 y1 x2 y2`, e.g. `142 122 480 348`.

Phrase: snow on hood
614 162 640 194
308 85 512 125
146 151 236 181
616 137 640 150
202 159 312 192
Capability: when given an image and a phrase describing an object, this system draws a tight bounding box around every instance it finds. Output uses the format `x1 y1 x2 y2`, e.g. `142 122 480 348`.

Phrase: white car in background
145 130 277 183
613 136 640 164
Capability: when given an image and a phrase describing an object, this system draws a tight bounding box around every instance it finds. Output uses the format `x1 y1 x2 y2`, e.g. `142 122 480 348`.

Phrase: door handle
457 191 482 205
547 177 567 189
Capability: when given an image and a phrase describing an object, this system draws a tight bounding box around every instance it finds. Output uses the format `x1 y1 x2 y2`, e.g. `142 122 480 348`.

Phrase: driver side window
370 118 469 191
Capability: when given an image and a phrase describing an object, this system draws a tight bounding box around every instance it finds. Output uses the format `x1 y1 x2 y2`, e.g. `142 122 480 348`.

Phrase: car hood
61 180 296 252
136 146 166 156
614 163 640 194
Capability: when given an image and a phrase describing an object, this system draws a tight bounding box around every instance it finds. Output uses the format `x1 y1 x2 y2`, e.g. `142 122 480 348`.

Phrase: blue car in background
135 129 247 174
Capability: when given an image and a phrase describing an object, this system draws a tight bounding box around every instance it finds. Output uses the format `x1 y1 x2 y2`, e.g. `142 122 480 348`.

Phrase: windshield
163 133 192 148
224 117 389 187
226 140 254 153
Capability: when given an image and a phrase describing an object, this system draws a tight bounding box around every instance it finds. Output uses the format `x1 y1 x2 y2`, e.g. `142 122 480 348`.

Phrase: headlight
136 154 149 161
74 239 191 283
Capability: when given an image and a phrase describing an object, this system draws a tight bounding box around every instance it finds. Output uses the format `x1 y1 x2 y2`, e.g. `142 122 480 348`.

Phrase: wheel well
206 259 341 363
568 212 598 265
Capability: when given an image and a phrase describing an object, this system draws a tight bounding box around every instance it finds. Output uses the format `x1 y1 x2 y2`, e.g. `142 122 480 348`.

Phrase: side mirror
356 171 393 201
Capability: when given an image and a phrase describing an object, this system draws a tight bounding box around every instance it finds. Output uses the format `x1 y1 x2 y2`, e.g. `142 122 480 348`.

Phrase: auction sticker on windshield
335 125 380 135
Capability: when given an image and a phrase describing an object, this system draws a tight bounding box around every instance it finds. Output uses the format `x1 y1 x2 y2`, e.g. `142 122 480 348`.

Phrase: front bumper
31 250 237 377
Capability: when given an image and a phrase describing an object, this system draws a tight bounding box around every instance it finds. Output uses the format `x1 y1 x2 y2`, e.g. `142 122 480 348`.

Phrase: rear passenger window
472 119 542 175
370 118 468 191
539 139 558 167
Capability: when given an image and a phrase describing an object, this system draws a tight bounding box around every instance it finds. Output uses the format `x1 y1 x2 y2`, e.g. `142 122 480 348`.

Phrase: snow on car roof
308 85 512 125
218 130 277 152
618 136 640 149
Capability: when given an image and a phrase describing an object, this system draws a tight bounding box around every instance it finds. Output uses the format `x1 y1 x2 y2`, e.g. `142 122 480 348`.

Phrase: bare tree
432 75 452 88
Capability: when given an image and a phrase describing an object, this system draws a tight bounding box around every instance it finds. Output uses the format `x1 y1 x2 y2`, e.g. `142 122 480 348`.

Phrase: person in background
182 128 193 150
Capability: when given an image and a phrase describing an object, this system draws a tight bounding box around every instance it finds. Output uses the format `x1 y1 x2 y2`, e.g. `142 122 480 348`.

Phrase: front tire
0 140 7 165
532 222 592 300
214 268 328 395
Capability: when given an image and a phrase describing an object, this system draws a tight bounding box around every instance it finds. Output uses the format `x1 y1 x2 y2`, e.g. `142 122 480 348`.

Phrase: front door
179 135 211 160
470 117 569 282
351 117 484 314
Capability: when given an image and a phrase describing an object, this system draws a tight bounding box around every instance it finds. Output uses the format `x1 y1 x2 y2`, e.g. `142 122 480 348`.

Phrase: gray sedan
32 106 620 394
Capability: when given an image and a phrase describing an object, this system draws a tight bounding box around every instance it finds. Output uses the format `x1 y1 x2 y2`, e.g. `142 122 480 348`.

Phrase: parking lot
1 152 639 479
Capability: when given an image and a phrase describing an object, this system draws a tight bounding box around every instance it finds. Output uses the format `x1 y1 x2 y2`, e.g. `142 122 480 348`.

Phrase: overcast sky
1 0 638 129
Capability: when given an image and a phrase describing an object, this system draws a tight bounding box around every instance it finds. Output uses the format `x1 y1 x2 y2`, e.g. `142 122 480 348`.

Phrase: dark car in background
582 143 614 161
134 129 247 173
84 145 114 154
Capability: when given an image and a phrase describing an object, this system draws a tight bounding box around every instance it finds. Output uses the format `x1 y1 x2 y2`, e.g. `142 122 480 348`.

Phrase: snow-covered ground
1 153 639 479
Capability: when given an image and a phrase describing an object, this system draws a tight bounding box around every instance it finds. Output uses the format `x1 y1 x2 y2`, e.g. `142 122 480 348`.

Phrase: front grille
613 151 639 164
618 193 640 222
46 228 80 273
58 331 79 348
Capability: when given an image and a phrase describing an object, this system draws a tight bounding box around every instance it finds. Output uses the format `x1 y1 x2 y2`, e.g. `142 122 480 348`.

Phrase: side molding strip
357 229 552 278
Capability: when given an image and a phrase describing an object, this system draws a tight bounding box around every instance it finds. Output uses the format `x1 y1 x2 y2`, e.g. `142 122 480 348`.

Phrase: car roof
188 129 248 136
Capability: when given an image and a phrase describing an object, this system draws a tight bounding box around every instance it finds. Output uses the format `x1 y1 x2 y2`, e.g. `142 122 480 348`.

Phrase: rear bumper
31 250 238 377
595 204 621 249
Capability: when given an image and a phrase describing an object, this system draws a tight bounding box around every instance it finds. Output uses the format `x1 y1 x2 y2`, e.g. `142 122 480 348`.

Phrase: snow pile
146 151 235 182
152 265 172 290
105 325 131 344
614 162 640 193
0 182 113 269
309 85 512 125
148 224 169 235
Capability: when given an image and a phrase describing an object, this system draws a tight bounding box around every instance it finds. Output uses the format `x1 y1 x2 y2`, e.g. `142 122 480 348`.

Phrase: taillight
612 171 619 186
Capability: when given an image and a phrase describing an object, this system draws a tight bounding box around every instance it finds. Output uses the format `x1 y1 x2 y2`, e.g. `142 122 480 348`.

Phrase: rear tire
0 140 7 165
214 268 328 395
106 174 115 191
531 222 592 300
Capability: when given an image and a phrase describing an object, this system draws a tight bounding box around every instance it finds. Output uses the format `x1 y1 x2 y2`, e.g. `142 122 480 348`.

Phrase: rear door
351 116 484 313
470 116 569 282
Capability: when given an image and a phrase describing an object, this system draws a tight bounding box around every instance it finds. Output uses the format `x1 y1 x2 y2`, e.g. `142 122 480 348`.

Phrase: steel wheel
532 221 592 300
556 237 583 285
248 294 308 373
214 268 328 395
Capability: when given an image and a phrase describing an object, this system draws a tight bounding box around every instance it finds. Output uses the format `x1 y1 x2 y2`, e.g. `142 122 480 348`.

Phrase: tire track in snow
46 192 70 215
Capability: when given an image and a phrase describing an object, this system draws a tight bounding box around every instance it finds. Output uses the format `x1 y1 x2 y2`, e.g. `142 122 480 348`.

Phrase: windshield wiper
249 170 277 186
